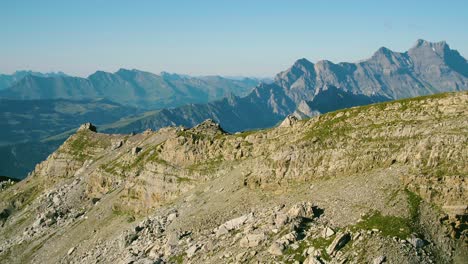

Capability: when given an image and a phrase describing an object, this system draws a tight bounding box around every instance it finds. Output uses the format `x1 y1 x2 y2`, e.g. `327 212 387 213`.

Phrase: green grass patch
283 240 308 263
351 190 422 239
66 131 111 161
309 236 335 261
168 253 186 264
176 177 192 183
405 189 422 225
353 211 412 239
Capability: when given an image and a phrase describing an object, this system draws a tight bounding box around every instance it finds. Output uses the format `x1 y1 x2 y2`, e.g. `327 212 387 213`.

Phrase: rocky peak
115 68 150 80
412 39 447 49
372 46 395 58
292 58 314 70
407 39 468 78
77 123 97 133
274 58 315 87
190 119 226 136
408 39 450 57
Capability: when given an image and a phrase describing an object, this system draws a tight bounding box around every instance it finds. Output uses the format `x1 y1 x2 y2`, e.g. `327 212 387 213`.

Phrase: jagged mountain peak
408 39 453 58
412 39 448 49
315 59 334 65
292 58 314 69
372 46 397 58
314 60 339 71
116 68 137 74
88 70 115 78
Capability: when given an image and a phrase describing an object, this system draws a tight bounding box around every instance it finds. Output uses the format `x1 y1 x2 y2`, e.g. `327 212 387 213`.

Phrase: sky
1 0 467 77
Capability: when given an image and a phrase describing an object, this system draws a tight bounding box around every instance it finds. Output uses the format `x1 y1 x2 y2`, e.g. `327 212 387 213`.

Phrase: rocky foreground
0 92 467 264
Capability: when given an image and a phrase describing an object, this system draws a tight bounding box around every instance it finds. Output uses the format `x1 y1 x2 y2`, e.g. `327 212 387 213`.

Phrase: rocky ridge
0 91 467 263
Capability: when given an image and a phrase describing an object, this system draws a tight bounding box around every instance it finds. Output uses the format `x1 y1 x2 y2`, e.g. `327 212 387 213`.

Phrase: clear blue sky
1 0 467 77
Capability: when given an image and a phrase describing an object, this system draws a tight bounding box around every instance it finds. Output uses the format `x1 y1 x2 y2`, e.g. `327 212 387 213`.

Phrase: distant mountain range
0 71 68 90
1 39 467 179
102 39 468 134
0 70 259 109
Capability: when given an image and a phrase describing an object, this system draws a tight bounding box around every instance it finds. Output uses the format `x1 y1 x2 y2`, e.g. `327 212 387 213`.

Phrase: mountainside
0 92 466 263
0 99 141 179
0 70 258 109
102 85 388 134
101 82 295 134
0 98 139 145
101 39 468 134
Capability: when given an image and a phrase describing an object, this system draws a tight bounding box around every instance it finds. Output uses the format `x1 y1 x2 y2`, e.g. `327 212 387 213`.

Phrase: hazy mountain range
0 71 68 90
0 39 467 178
0 70 259 109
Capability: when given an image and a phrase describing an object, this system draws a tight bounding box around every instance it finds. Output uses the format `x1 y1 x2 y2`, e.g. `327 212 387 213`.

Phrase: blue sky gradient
1 0 467 77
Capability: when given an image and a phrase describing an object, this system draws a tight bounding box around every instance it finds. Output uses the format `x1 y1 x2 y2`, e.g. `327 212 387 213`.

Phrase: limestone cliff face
0 92 467 264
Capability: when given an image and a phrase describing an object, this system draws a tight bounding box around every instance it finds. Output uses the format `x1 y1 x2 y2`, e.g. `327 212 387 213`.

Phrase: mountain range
101 39 468 134
0 70 259 109
0 71 68 90
0 39 467 179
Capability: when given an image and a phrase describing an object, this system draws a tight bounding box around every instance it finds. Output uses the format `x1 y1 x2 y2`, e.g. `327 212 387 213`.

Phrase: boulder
67 247 75 255
288 201 315 219
216 213 252 236
279 115 299 128
373 255 386 264
268 242 285 255
408 237 425 248
132 147 142 155
326 232 350 255
111 140 123 150
322 227 335 238
268 231 297 256
186 244 201 258
274 213 290 228
78 123 97 132
167 212 178 222
240 233 266 248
